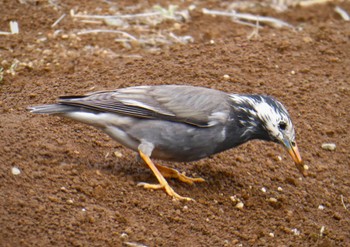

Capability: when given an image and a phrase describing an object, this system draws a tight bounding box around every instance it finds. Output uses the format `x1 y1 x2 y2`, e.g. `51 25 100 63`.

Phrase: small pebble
318 205 325 210
268 197 278 203
114 151 123 158
11 167 21 175
223 74 230 80
120 232 128 239
235 202 244 209
269 232 275 237
320 226 325 237
321 143 336 151
209 39 215 44
261 187 267 193
60 186 68 192
230 195 238 203
291 228 300 236
277 156 282 161
277 186 283 191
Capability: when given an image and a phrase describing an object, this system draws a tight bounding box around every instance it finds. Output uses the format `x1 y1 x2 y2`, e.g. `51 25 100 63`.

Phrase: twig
340 195 348 210
334 6 350 21
247 18 260 40
202 8 293 29
70 9 161 20
0 21 19 35
51 13 66 28
77 29 138 40
299 0 333 7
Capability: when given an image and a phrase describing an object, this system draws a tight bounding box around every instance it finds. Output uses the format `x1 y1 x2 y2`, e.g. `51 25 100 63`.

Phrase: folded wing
58 85 231 127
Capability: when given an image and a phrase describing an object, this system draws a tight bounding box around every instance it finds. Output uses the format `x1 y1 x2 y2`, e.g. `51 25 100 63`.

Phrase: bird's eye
278 121 287 130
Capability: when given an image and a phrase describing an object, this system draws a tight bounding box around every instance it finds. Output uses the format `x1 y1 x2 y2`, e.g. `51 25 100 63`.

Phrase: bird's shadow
87 153 245 193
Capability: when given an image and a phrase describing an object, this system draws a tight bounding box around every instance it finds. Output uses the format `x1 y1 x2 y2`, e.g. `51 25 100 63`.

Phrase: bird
28 85 305 201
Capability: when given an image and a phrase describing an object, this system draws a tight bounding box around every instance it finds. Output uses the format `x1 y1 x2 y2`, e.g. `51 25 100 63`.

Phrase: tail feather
28 104 77 114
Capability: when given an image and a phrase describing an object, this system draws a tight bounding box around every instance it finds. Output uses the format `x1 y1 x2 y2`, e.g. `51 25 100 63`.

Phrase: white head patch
230 94 295 142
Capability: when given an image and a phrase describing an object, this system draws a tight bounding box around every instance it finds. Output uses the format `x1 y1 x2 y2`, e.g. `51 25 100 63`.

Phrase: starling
29 85 305 200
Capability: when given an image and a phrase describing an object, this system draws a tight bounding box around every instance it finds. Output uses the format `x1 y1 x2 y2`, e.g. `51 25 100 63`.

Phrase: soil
1 1 349 246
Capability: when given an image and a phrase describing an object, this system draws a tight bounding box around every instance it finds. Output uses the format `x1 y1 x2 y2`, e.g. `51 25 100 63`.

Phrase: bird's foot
137 182 194 201
155 164 205 185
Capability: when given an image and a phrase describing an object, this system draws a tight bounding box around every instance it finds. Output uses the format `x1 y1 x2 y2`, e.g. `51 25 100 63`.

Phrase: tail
28 104 77 114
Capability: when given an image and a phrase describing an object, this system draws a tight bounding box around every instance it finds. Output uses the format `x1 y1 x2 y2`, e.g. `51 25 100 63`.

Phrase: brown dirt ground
1 1 349 246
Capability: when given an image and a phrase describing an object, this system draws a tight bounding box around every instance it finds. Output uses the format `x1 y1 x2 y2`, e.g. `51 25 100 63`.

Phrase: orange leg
137 150 193 201
155 164 205 185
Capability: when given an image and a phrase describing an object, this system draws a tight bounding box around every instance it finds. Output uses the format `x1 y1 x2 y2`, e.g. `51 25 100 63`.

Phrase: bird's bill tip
285 141 308 176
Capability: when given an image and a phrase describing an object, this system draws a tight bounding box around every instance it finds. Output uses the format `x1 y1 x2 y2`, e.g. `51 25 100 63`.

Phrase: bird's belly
127 120 227 162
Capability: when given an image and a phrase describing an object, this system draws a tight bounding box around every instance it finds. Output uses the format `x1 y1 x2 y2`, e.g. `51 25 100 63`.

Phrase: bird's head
230 94 306 176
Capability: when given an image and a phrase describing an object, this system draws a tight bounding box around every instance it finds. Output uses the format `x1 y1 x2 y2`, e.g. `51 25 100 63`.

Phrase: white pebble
114 151 123 158
318 205 325 210
291 228 300 236
277 186 283 191
269 232 275 237
209 39 215 44
11 167 21 175
261 187 267 193
229 195 238 203
321 143 336 151
320 226 325 237
82 208 86 212
291 70 296 75
277 156 282 161
268 197 278 203
120 232 128 239
235 202 244 209
223 74 230 80
188 4 196 11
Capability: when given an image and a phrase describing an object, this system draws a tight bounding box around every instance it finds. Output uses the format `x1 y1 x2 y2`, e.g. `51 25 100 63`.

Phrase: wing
58 85 231 127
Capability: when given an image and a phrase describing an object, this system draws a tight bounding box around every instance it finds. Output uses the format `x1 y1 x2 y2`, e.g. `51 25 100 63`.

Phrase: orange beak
284 140 307 176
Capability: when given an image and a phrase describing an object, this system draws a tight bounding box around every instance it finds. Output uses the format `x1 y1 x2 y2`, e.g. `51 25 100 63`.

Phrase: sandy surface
1 1 349 246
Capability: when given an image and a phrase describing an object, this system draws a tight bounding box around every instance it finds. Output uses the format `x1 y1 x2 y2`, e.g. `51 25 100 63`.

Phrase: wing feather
58 85 231 127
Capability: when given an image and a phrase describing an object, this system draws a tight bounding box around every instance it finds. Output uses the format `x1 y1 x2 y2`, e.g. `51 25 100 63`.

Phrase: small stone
333 212 342 220
268 197 278 203
67 199 74 204
235 202 244 209
321 143 336 151
277 186 283 191
318 205 325 210
291 228 300 236
269 232 275 237
291 70 296 75
229 195 239 203
223 74 230 80
261 187 267 193
209 39 215 44
60 186 68 192
120 232 128 239
188 4 196 11
114 151 123 158
11 167 21 175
